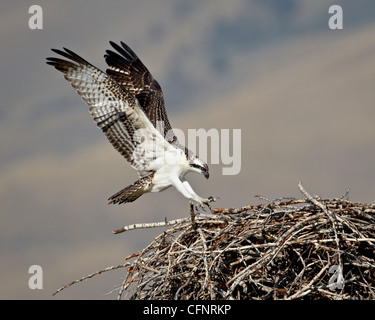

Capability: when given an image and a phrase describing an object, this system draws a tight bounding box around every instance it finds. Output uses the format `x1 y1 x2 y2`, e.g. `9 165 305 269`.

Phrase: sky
1 0 375 299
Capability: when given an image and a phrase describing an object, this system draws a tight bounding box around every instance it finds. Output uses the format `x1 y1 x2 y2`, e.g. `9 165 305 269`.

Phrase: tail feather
108 174 154 204
108 186 144 204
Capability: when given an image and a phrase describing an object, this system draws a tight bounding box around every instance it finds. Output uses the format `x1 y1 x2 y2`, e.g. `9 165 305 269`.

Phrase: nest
54 183 375 299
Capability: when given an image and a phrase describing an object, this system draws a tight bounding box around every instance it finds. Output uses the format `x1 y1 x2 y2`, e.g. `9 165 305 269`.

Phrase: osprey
47 41 214 208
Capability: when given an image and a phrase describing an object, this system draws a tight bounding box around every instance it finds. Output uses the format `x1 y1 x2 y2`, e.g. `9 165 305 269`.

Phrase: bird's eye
201 167 205 171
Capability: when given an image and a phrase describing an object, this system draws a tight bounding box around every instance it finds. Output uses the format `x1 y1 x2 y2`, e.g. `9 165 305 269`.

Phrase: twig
52 263 130 296
198 227 212 298
112 217 191 234
298 181 328 214
190 201 197 230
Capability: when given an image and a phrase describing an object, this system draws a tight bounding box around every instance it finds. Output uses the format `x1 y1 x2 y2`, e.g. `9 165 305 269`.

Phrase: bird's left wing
104 41 177 144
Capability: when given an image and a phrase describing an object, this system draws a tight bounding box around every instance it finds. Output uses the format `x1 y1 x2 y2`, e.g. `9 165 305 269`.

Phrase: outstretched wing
46 47 168 176
104 41 177 144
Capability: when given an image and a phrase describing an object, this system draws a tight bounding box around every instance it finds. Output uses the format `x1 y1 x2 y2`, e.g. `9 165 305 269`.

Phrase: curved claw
207 196 220 203
202 196 219 211
192 196 219 212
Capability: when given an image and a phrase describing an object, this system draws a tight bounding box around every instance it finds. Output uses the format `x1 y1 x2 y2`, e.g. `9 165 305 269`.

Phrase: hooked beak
204 171 209 179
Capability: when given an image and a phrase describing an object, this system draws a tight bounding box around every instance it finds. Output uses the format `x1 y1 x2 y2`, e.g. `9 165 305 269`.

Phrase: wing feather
104 41 177 144
46 48 168 172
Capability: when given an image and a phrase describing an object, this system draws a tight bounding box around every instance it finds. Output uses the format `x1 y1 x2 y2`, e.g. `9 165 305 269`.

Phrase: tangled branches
54 182 375 299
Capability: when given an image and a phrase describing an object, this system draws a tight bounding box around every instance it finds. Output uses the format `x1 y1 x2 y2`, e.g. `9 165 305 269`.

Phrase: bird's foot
194 196 219 211
189 197 219 230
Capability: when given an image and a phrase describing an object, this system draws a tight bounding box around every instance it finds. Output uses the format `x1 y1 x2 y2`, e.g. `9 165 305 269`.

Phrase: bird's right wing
46 47 169 176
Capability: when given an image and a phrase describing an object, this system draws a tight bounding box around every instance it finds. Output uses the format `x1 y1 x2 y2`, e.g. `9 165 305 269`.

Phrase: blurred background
1 0 374 299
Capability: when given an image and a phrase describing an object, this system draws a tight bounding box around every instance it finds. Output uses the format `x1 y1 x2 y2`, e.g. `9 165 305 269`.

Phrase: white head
189 157 209 179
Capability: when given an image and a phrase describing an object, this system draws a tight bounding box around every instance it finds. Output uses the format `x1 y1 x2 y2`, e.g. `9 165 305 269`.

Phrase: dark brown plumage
105 41 176 144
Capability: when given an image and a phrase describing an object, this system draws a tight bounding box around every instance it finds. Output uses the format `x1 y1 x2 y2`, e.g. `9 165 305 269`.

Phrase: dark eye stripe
191 164 201 170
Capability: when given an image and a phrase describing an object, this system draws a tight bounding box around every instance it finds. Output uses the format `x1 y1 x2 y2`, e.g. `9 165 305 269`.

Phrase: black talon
208 196 220 203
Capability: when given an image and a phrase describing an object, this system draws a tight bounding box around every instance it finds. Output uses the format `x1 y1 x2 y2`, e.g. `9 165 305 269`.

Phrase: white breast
149 147 190 193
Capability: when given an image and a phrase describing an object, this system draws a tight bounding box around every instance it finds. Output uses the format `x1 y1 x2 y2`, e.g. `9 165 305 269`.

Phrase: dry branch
53 182 375 300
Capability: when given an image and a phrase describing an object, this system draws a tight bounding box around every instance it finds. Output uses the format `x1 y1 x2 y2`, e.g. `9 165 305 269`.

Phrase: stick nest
119 185 375 300
54 183 375 300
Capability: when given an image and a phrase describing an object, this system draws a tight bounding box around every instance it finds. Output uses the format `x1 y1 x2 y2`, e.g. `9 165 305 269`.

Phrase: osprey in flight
47 41 214 208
